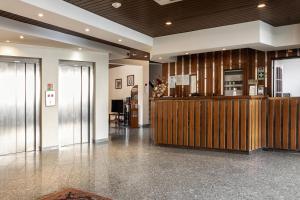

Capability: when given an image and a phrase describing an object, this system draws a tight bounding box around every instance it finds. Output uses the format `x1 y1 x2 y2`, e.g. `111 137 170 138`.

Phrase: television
111 99 124 113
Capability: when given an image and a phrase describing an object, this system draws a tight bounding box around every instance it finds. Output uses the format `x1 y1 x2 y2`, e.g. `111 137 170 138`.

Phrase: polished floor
1 126 300 200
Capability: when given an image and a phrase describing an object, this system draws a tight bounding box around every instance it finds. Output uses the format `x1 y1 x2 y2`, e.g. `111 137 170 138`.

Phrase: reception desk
151 96 300 153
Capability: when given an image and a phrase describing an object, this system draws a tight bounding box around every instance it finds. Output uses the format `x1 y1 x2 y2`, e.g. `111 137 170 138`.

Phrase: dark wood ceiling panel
64 0 300 37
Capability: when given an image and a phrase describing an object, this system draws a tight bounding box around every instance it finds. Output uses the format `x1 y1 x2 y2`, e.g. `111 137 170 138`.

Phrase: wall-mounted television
111 99 124 113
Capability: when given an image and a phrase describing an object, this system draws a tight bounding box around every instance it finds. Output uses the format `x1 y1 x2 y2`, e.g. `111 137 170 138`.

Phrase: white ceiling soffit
153 0 183 6
151 21 300 62
0 0 153 52
0 16 129 60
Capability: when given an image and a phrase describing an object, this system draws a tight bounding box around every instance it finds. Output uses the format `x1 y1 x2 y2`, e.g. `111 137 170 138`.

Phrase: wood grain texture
233 100 240 150
167 101 173 145
207 100 213 148
172 101 178 145
282 99 289 149
189 101 195 147
226 100 233 150
290 99 297 150
195 101 201 147
219 100 226 149
213 100 219 149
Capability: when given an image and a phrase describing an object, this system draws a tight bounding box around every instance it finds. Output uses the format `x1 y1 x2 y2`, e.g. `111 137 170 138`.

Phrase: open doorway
273 58 300 97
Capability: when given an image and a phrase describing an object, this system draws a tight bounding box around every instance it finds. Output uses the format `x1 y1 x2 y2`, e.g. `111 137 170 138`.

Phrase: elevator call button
45 91 56 107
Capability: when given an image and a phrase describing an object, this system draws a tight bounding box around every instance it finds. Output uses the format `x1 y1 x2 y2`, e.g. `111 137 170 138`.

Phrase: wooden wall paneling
277 50 287 58
287 49 298 57
157 102 163 144
256 100 260 149
198 54 205 95
167 101 173 145
231 49 240 69
267 51 276 96
189 101 195 147
247 49 256 80
226 100 233 149
162 101 168 144
200 101 207 148
191 54 197 74
223 50 231 70
177 101 183 145
290 99 297 150
207 100 213 148
195 101 201 147
169 62 176 97
282 98 289 149
176 56 183 97
162 63 169 96
274 99 282 149
241 49 249 95
151 101 156 142
172 101 178 145
268 99 275 148
183 101 189 146
261 99 267 148
240 99 247 151
257 51 266 86
183 55 190 97
213 100 220 148
214 51 222 95
219 100 226 149
233 99 240 150
298 102 300 150
206 53 213 95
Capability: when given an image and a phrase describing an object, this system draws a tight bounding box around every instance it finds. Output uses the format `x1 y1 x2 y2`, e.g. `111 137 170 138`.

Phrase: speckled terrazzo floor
1 126 300 200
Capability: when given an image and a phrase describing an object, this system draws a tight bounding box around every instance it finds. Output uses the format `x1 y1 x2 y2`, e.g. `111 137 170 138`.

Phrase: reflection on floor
1 125 300 199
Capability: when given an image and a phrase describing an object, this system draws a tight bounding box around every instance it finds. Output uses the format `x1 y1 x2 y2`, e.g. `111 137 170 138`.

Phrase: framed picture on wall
115 79 122 89
127 75 134 86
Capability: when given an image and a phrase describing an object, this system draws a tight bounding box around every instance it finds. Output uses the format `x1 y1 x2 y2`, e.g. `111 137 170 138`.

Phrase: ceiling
0 10 150 60
64 0 300 37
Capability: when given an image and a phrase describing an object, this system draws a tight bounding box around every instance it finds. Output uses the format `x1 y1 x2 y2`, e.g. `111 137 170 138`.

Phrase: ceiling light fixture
78 47 82 51
20 35 24 39
118 39 122 42
158 57 162 60
165 21 172 26
144 55 148 58
5 40 10 43
222 48 227 51
112 2 122 8
85 28 90 32
185 52 189 55
38 13 44 17
257 3 266 8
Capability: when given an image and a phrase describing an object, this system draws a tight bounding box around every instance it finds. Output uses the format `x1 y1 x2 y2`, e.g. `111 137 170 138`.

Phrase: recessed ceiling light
78 47 82 51
222 48 227 51
20 35 24 39
112 2 122 8
118 39 122 42
165 21 172 26
85 28 90 32
185 52 189 55
144 55 148 58
38 13 44 17
257 3 266 8
5 40 10 43
158 57 162 60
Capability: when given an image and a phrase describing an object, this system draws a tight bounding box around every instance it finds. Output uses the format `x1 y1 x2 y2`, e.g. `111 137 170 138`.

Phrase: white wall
109 65 144 125
275 58 300 97
0 42 109 149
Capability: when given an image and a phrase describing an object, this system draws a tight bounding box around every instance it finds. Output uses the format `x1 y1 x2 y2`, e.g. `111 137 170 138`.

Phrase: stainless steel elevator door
58 63 93 147
0 60 40 155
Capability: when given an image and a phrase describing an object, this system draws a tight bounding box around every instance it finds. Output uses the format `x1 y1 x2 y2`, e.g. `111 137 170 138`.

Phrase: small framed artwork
115 79 122 89
127 75 134 86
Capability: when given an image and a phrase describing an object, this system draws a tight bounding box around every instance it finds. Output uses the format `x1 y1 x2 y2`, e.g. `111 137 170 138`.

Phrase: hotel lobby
0 0 300 199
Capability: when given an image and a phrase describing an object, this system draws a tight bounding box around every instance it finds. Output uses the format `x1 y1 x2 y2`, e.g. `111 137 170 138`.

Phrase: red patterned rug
40 188 112 200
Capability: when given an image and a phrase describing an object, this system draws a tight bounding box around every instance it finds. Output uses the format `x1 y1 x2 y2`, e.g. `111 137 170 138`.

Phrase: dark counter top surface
150 96 268 101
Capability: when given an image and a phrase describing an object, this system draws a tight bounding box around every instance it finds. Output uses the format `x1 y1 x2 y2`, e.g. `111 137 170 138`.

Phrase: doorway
58 60 94 147
0 57 41 155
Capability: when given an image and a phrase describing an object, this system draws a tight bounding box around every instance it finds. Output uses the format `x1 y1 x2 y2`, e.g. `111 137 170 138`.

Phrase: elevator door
0 59 40 155
58 62 93 147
